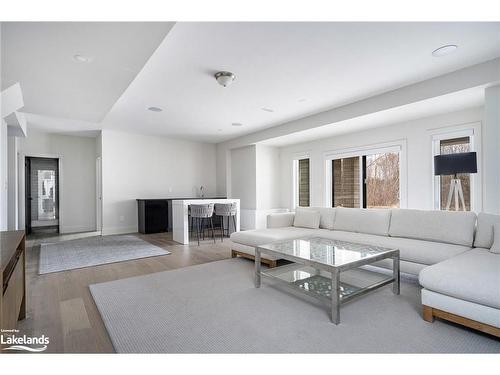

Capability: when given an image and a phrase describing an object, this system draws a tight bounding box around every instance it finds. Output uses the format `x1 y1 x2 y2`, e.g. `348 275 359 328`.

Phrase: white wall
279 107 483 211
7 136 18 230
101 130 217 235
230 145 256 229
255 144 285 228
230 145 256 209
228 144 285 229
0 120 8 230
256 144 281 210
18 129 97 233
482 85 500 214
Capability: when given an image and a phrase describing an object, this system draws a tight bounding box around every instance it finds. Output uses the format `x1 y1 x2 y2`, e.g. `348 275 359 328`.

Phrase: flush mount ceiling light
231 122 243 127
432 44 458 57
215 71 236 87
73 54 91 63
147 106 163 112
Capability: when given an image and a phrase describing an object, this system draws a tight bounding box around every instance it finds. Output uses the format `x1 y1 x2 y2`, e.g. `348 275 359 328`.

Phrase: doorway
25 157 59 235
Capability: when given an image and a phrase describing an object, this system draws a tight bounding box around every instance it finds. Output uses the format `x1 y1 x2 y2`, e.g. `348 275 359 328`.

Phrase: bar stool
189 203 215 246
214 202 237 242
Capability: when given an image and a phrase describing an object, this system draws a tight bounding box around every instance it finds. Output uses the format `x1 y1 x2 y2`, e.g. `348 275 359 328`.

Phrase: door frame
19 153 64 233
96 156 102 234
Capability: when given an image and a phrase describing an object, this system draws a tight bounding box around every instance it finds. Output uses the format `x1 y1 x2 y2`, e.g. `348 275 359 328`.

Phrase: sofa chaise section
418 213 500 337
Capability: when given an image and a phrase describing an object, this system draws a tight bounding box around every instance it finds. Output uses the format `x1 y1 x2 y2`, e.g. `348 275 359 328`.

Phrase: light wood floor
17 231 234 353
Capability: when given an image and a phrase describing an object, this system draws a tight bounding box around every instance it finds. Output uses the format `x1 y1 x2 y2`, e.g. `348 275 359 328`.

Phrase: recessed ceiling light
261 107 274 113
432 45 458 57
231 122 243 127
73 54 91 63
147 106 163 112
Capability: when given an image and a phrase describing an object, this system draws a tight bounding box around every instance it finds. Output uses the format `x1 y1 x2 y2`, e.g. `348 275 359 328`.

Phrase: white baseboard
60 224 96 234
101 226 138 236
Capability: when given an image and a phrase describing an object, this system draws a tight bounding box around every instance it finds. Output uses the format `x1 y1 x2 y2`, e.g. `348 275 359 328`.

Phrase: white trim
57 224 96 234
323 139 407 208
430 122 482 212
96 157 102 233
101 226 137 236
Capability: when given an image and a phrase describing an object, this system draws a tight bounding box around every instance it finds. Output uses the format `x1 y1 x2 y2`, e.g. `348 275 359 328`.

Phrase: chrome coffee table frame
254 237 400 324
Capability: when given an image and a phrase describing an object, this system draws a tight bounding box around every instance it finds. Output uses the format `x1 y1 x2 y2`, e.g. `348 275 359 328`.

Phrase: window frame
431 126 480 212
324 140 407 209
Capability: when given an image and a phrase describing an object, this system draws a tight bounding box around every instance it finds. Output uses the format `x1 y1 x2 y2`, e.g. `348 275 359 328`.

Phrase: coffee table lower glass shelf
261 263 394 302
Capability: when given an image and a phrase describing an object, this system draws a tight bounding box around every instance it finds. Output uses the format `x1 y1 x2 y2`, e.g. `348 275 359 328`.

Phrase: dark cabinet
137 197 227 234
137 200 168 234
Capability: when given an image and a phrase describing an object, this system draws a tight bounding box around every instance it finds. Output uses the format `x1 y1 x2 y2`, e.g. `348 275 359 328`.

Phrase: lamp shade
434 152 477 176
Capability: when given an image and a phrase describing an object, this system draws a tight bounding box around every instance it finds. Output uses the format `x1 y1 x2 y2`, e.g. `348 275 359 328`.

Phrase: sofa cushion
474 212 500 249
333 207 391 236
313 229 470 265
293 208 320 229
267 212 295 228
389 209 476 247
230 227 312 248
309 207 336 230
419 248 500 310
490 223 500 254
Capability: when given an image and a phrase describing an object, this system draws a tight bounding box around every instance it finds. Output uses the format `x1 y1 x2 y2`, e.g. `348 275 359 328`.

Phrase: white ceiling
102 22 500 142
2 22 500 142
1 22 174 122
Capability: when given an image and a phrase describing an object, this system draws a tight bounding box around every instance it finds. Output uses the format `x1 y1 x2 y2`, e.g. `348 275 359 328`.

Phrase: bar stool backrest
214 202 237 216
189 203 214 218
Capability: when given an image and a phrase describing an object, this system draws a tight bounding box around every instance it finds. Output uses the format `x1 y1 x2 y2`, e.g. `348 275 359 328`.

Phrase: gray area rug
89 258 500 353
39 235 170 274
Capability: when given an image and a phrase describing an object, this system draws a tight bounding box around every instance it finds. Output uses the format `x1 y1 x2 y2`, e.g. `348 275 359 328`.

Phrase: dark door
25 158 32 234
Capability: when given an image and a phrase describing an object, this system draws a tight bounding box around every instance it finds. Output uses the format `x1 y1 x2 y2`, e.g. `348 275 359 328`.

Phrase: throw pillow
490 223 500 254
293 208 321 229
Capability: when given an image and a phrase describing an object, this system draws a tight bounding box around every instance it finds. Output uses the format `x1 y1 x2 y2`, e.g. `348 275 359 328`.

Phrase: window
365 152 400 209
433 135 473 211
329 147 401 209
332 157 360 208
293 158 310 207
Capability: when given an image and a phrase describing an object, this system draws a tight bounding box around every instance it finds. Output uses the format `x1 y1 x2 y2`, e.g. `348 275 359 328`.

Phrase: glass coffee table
255 236 400 324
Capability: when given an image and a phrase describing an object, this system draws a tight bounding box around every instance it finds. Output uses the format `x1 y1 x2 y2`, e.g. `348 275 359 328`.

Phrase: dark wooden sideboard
0 230 26 332
137 197 227 234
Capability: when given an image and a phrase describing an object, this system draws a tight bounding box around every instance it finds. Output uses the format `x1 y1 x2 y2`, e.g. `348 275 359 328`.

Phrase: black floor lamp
434 152 477 211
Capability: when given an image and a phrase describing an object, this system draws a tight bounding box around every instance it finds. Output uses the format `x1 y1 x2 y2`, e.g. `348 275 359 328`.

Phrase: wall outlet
168 187 173 193
119 215 124 222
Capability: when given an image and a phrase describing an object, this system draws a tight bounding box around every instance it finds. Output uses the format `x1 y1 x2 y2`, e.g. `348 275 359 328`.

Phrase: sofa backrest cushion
333 207 391 236
293 208 321 229
389 209 476 246
490 223 500 254
309 207 336 230
474 213 500 249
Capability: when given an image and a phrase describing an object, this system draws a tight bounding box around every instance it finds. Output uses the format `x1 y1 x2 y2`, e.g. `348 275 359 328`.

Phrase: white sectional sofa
230 207 500 337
